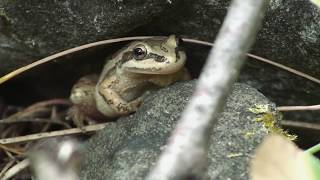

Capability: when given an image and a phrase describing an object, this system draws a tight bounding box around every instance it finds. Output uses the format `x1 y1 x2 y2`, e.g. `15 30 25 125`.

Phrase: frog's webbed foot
66 106 87 132
67 106 106 132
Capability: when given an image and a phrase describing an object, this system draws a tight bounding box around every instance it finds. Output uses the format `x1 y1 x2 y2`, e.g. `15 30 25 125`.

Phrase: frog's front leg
97 76 142 116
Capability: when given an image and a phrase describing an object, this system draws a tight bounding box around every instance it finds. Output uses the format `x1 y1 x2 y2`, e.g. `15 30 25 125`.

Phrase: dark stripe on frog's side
145 53 166 62
118 51 167 66
125 51 166 63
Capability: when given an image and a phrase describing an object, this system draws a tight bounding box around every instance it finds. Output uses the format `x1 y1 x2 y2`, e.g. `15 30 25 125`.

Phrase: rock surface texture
0 0 318 121
0 0 182 74
80 81 278 180
141 0 320 122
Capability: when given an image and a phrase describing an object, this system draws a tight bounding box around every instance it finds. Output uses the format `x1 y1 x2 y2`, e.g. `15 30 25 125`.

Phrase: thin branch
1 37 320 86
0 160 15 179
0 98 71 123
0 123 108 145
183 38 320 85
0 118 71 128
246 53 320 85
0 144 24 155
0 37 153 84
1 159 30 180
277 104 320 111
146 0 269 179
281 120 320 130
4 149 15 160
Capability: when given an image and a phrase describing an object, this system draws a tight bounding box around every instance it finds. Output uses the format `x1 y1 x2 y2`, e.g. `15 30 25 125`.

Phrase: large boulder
0 0 183 74
0 0 318 121
80 80 278 180
139 0 320 122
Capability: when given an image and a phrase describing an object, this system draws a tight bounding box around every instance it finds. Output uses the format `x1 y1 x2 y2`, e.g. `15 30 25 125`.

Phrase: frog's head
119 35 186 74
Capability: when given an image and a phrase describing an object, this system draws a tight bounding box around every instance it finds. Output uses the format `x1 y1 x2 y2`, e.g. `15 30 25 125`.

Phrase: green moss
243 131 255 139
249 104 297 141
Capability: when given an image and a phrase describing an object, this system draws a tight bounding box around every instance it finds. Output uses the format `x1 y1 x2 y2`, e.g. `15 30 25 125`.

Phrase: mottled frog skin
69 35 190 126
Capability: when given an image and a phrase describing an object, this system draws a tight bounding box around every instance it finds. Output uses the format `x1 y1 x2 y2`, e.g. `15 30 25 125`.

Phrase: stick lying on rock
146 0 269 179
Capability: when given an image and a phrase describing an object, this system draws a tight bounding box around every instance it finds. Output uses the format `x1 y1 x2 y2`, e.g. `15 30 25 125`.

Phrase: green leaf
302 152 320 180
250 134 320 180
310 0 320 8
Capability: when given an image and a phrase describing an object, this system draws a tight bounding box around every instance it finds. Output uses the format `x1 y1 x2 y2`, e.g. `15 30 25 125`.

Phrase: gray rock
0 0 182 74
144 0 320 77
139 0 320 122
2 0 319 77
80 80 278 180
242 0 320 122
1 0 318 122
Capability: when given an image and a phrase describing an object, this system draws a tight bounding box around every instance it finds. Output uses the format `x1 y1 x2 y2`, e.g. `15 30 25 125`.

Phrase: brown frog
69 35 190 127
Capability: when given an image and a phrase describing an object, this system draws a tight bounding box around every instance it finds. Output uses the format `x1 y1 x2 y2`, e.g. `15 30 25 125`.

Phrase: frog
69 35 190 127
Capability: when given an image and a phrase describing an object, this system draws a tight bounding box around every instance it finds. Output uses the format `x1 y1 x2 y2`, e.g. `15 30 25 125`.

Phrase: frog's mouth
123 51 186 74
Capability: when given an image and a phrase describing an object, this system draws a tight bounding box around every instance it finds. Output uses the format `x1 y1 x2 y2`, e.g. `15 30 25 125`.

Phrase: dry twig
0 144 24 155
277 104 320 111
281 120 320 130
0 160 15 179
0 159 30 180
0 99 70 124
4 150 15 160
183 39 320 85
0 37 153 84
1 37 320 86
146 0 269 179
0 123 108 145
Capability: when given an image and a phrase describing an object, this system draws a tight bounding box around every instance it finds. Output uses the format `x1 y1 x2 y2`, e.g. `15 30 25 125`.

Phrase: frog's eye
133 45 147 60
